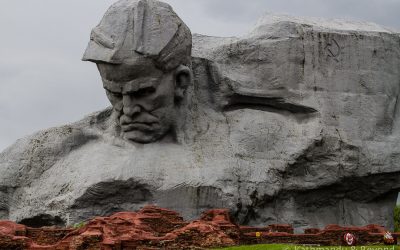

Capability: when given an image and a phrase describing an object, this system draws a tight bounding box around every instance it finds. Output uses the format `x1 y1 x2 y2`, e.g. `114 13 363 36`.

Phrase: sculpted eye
106 90 122 99
134 87 156 97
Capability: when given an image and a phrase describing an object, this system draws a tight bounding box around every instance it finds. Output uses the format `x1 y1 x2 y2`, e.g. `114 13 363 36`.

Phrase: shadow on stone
19 214 65 228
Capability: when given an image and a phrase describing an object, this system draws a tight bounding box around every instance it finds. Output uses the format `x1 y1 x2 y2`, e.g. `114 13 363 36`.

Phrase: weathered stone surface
0 206 238 249
1 0 400 233
0 206 397 249
0 221 30 249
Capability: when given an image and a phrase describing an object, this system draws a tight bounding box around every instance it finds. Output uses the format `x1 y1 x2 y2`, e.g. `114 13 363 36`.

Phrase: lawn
213 244 399 250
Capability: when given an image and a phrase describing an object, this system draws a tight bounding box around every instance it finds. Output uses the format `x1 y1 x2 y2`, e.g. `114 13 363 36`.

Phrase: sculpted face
97 57 190 143
83 0 192 143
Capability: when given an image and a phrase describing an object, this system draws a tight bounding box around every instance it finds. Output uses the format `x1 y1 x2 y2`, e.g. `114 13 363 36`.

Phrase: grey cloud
167 0 400 36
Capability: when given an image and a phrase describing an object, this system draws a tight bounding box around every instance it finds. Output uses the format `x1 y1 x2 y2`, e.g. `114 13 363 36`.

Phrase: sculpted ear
174 65 192 100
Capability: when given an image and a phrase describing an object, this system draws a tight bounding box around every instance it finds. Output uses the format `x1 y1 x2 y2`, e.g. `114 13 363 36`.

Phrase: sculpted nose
123 105 141 117
122 95 142 116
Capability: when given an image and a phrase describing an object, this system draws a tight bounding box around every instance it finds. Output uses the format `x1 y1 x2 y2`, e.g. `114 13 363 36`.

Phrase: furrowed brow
102 79 123 93
123 79 158 94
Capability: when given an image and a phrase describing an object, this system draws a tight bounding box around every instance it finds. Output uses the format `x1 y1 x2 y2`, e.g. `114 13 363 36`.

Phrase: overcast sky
0 0 399 152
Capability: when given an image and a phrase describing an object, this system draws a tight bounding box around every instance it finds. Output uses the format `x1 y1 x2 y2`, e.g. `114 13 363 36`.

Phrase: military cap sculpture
1 0 400 232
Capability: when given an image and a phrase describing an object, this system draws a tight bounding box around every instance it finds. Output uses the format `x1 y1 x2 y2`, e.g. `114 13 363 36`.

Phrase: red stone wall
0 206 395 249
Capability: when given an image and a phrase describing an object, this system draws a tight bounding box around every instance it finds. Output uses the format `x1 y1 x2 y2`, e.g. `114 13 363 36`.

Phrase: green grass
395 205 400 232
213 244 399 250
72 221 86 229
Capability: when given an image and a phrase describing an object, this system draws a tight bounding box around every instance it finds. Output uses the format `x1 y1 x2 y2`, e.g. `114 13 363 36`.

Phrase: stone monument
1 0 400 232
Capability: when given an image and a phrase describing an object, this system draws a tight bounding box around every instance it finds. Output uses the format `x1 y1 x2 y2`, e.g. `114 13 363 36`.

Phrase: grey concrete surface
0 0 399 231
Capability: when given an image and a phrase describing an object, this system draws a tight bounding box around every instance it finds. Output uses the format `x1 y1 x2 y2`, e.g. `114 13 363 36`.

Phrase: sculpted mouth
121 122 158 132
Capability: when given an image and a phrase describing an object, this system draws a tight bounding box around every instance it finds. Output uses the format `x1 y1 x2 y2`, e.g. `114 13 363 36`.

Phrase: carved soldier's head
83 0 192 143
